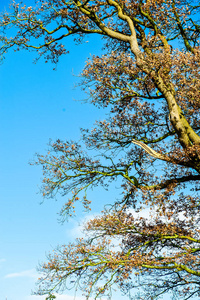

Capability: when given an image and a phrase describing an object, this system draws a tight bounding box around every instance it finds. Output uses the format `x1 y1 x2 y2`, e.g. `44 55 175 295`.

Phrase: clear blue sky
0 1 197 300
0 1 106 299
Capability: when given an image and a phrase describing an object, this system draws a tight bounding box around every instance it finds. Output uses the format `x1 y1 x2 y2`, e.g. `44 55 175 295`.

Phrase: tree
1 0 200 299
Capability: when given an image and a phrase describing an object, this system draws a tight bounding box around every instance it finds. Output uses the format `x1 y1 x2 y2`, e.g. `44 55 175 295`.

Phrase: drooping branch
132 139 169 161
131 139 196 170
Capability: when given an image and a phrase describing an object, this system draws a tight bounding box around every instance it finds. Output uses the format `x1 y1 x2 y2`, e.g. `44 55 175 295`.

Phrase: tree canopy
1 0 200 299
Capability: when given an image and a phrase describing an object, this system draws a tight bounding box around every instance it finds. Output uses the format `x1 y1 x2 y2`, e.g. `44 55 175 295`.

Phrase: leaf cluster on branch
1 0 200 299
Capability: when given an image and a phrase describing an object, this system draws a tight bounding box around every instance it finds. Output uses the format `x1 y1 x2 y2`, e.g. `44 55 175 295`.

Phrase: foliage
1 0 200 299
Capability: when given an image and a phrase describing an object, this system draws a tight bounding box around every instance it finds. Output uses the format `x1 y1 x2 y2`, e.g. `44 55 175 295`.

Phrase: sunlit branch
172 0 194 53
